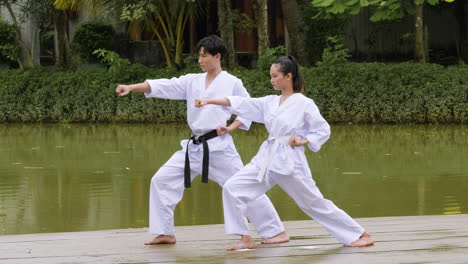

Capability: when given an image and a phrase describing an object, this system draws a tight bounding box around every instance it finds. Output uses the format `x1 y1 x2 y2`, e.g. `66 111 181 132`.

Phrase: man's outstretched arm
115 82 151 96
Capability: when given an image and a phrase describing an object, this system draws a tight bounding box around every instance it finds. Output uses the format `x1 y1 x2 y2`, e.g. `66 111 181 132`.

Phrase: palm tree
54 0 204 68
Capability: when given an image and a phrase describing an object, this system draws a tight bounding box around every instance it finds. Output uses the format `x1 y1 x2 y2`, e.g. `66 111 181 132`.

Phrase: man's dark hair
196 35 226 59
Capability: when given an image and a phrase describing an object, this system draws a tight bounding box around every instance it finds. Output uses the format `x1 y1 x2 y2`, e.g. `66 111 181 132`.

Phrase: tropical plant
55 0 204 68
316 36 350 66
93 48 130 78
311 0 459 63
122 1 203 68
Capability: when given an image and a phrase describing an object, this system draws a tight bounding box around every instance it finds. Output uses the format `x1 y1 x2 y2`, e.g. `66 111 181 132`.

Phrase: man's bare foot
346 232 375 247
227 235 255 251
261 232 290 244
144 235 176 245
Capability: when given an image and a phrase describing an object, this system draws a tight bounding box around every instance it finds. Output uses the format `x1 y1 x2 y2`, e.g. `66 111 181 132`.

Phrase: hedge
0 62 466 123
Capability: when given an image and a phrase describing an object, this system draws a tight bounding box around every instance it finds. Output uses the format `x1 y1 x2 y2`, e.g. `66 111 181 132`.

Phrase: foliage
0 63 465 124
182 54 201 72
301 3 347 64
316 36 350 66
217 8 255 33
72 21 116 63
311 0 458 63
0 19 18 64
54 0 206 66
93 49 130 76
311 0 457 21
256 45 286 71
119 0 204 68
305 62 466 123
22 0 55 28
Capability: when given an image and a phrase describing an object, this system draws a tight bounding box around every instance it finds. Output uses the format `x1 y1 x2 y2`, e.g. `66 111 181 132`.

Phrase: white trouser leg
273 166 365 245
149 150 195 236
222 163 275 237
210 151 284 239
149 146 284 239
245 193 284 238
223 162 365 245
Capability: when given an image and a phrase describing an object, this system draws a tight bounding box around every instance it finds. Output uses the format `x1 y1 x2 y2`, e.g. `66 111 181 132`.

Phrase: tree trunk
189 16 196 53
217 0 236 68
280 0 308 66
454 0 468 63
414 3 427 63
253 0 269 57
53 10 70 67
31 26 40 65
4 1 34 69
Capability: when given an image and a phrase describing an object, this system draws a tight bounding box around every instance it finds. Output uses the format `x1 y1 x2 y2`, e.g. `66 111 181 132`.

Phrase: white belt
257 136 291 183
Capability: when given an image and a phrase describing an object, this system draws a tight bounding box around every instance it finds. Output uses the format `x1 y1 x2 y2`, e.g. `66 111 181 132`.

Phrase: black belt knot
184 129 218 188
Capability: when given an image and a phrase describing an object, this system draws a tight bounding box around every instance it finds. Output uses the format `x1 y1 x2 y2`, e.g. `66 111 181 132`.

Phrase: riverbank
1 214 467 263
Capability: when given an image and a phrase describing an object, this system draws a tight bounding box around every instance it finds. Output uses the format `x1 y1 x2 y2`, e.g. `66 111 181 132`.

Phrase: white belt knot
257 136 291 183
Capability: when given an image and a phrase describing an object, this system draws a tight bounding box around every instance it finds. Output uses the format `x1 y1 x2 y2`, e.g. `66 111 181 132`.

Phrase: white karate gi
222 93 365 245
144 71 284 238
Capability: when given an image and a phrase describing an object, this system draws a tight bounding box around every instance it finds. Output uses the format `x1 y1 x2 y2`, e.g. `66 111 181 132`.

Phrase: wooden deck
1 214 467 264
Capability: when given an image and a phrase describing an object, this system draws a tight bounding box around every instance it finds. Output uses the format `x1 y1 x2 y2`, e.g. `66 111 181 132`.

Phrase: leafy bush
72 21 116 63
301 3 348 65
257 45 285 71
316 36 351 66
0 63 466 124
304 62 466 123
0 19 18 65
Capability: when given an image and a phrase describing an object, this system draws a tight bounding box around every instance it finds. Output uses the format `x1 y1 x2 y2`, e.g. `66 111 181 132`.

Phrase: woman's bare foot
346 232 375 247
144 235 176 245
227 235 255 251
261 232 290 244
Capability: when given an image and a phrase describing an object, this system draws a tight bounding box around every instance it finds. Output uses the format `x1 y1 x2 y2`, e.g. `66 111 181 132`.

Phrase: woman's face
270 64 292 91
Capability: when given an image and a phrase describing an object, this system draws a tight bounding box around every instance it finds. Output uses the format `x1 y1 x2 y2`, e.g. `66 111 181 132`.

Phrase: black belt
184 130 218 188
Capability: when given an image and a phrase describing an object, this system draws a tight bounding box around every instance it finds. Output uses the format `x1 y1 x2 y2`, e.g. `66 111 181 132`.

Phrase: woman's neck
281 87 294 97
279 87 294 104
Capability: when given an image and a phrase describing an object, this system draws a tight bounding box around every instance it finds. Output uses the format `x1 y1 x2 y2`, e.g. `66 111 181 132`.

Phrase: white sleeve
303 101 331 152
226 95 268 124
231 79 252 130
144 74 191 100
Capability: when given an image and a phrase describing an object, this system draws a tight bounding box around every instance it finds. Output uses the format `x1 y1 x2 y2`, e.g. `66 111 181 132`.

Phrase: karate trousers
149 147 285 239
223 163 365 245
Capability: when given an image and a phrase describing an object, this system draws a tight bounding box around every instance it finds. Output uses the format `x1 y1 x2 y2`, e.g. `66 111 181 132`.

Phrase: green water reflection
0 124 466 235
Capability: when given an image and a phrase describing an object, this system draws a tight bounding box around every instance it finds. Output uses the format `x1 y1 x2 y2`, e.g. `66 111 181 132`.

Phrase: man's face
198 47 218 72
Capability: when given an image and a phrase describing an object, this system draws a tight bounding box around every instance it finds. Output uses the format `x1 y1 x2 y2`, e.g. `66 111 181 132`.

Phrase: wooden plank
1 214 467 264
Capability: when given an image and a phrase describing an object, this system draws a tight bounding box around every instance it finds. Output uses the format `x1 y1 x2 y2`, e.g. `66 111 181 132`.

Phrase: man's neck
206 67 222 79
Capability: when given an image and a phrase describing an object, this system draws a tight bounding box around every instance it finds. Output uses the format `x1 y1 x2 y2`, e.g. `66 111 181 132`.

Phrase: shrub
0 63 466 124
72 21 116 63
257 46 286 71
0 19 18 66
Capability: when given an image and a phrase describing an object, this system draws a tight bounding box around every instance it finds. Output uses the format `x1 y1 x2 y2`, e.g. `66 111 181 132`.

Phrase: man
115 35 289 246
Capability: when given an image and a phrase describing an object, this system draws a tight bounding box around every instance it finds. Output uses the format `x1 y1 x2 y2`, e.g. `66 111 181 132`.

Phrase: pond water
0 123 466 235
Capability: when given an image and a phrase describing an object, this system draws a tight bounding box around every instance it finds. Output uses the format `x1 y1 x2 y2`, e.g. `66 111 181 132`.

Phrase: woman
195 56 375 250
